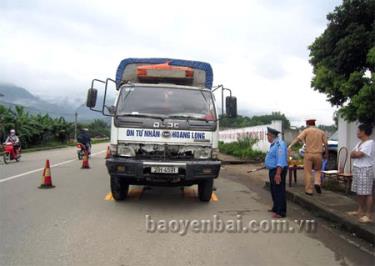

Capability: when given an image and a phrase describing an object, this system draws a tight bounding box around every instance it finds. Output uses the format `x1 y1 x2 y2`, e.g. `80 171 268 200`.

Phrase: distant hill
0 83 105 122
0 83 36 101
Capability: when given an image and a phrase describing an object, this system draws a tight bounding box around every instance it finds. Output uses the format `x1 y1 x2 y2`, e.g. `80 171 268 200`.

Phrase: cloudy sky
0 0 342 126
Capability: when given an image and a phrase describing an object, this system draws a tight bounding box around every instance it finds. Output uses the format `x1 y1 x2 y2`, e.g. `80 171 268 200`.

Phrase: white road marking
0 150 106 184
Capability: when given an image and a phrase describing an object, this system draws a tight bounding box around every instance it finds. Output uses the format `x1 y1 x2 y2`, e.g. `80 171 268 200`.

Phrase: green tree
10 106 39 147
87 119 110 138
309 0 375 124
0 104 74 147
220 112 290 130
318 124 337 132
77 119 110 138
0 105 14 142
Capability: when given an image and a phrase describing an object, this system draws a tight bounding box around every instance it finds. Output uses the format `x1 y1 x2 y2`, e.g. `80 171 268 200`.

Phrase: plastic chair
322 147 352 193
338 150 353 194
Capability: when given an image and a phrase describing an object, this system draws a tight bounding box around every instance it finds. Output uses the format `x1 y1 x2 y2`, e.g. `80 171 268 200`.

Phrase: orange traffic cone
81 151 90 169
39 160 55 189
105 145 111 159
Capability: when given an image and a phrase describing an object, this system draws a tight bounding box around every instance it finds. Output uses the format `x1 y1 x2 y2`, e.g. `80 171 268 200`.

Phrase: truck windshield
117 86 216 121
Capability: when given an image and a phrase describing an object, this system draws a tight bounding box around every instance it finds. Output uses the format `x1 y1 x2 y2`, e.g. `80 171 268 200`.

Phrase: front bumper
105 157 221 185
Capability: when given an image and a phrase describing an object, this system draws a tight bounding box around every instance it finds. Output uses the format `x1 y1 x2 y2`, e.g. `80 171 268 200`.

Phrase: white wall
219 120 282 152
338 116 375 172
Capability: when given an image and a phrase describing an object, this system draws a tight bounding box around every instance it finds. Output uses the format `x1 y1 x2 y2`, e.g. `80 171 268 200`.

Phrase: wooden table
288 164 304 187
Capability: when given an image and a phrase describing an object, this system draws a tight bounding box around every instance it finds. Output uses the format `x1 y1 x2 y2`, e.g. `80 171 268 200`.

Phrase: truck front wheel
198 179 213 202
110 175 129 201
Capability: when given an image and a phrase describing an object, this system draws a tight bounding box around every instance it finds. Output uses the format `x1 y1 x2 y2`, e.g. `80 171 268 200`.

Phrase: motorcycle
76 143 90 160
3 142 21 164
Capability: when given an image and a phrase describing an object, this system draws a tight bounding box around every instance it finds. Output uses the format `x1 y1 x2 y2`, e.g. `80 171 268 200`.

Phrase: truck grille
135 146 194 161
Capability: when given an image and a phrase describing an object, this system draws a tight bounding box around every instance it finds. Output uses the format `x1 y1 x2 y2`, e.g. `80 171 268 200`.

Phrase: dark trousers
269 167 288 217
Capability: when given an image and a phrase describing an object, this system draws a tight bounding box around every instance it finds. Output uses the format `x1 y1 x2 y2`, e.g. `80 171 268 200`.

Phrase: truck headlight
212 148 219 159
117 144 136 157
110 144 118 156
194 147 211 159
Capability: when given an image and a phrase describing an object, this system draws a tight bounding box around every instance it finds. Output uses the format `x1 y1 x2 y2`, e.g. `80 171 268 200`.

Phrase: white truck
86 58 237 202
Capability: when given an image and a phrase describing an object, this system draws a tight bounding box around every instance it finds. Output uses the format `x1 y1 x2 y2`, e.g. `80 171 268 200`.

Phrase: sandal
359 216 373 223
272 213 285 219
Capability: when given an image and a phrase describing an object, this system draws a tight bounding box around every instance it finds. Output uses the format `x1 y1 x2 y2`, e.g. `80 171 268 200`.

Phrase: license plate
151 166 179 174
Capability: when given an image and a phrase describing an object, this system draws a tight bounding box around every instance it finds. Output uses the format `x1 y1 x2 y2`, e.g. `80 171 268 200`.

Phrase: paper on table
322 170 338 174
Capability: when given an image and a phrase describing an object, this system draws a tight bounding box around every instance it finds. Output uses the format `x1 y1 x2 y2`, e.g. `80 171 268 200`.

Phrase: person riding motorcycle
77 128 91 154
4 129 21 156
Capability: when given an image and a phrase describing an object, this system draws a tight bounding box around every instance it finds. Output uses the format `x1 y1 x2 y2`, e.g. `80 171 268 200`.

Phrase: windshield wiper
116 113 167 120
200 90 209 103
167 115 210 122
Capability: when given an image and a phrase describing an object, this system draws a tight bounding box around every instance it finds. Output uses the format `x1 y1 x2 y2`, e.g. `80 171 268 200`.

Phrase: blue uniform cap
267 127 280 136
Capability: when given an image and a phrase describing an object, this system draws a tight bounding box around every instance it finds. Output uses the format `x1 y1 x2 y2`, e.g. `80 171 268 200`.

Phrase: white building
219 120 282 153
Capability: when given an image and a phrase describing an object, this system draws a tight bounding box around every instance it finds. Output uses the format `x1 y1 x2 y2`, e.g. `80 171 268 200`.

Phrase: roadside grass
219 137 266 160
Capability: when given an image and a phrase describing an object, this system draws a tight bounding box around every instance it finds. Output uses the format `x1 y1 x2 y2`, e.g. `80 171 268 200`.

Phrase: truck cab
86 58 236 202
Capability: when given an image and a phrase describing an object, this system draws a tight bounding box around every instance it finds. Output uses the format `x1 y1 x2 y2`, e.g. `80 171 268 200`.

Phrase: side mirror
225 96 237 118
86 88 98 108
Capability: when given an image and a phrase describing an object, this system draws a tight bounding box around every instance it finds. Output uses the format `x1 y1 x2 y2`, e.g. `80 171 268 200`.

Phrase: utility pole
221 86 224 117
0 93 4 143
74 103 85 141
74 111 78 141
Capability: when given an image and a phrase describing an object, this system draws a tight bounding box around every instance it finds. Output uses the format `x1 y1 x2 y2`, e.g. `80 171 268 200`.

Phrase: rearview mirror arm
102 78 116 117
224 87 232 97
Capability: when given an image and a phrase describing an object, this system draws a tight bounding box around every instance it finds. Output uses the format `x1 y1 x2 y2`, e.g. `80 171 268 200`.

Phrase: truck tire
198 178 213 202
110 175 129 201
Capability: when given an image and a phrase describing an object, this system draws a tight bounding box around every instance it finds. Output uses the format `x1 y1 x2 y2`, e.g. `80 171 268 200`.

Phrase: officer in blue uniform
265 127 288 218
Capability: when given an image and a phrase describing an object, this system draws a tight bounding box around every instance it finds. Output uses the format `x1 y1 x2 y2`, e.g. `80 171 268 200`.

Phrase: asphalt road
0 143 374 266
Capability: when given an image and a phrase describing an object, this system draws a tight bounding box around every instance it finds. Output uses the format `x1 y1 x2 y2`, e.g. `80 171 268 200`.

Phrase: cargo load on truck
115 58 213 89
